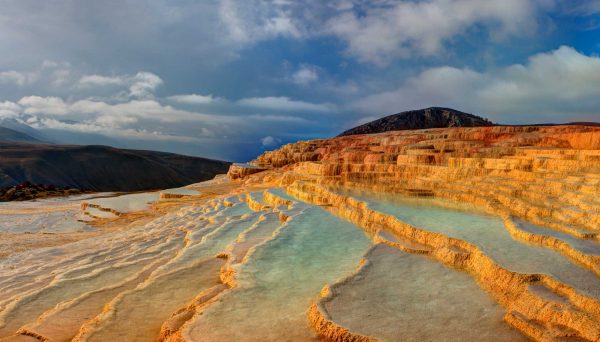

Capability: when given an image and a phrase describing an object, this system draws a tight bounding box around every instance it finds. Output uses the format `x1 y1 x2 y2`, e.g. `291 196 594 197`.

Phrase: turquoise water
266 188 297 202
514 219 600 256
350 191 600 299
214 201 252 218
161 212 262 271
183 205 372 341
324 244 526 342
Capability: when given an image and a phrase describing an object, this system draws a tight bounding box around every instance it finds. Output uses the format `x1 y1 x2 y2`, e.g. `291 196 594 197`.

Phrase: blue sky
0 0 599 161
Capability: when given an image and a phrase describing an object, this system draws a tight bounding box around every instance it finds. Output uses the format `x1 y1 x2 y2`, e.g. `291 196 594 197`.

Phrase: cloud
16 96 236 128
219 0 303 43
326 0 547 65
247 114 308 123
352 46 600 123
29 117 201 142
291 64 319 85
238 96 335 112
0 61 74 90
79 75 127 86
18 96 71 115
565 0 600 15
127 72 163 98
261 135 281 147
0 70 37 86
0 101 21 118
78 72 162 99
167 93 221 104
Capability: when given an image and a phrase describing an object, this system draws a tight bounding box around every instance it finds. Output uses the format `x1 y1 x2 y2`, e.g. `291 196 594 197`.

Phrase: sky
0 0 599 161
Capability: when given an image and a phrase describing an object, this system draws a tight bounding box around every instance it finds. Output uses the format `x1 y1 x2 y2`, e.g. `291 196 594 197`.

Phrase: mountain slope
0 127 41 143
0 142 230 191
339 107 494 136
0 118 51 142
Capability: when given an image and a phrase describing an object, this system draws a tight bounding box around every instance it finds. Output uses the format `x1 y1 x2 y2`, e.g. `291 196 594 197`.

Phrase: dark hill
0 142 230 191
339 107 494 136
0 127 41 143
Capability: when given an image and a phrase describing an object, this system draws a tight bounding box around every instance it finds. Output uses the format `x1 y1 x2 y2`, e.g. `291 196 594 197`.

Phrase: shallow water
266 187 297 202
324 244 526 342
349 190 600 299
84 186 198 213
514 219 600 256
183 205 372 341
0 193 112 234
159 212 262 271
161 187 199 196
85 258 224 342
0 210 93 233
217 201 252 217
85 192 160 213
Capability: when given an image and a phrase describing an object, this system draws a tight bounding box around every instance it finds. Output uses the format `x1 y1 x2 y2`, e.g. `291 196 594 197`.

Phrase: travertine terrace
235 125 600 341
0 125 599 341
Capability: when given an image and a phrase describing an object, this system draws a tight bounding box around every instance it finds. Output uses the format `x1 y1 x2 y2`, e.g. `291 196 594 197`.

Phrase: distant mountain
339 107 494 136
0 126 41 143
0 117 51 142
0 142 231 191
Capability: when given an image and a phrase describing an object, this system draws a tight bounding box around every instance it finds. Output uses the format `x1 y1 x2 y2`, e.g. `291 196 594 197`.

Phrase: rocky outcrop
0 182 82 201
338 107 494 136
227 164 268 180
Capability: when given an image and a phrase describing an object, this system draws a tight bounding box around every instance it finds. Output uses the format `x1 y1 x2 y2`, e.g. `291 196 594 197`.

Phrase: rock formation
338 107 494 136
0 182 82 201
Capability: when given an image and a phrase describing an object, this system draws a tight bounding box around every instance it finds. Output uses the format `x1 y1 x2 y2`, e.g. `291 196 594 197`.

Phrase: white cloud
261 135 281 147
0 71 37 86
352 46 600 123
167 93 221 104
218 0 303 43
78 71 163 99
30 117 201 142
238 96 335 112
79 74 127 86
18 96 71 115
0 101 21 118
0 61 73 89
326 0 545 65
13 96 239 146
292 64 319 85
16 95 236 127
128 72 163 98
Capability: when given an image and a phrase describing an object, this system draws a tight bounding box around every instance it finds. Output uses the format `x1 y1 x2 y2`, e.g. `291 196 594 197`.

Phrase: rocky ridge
338 107 494 136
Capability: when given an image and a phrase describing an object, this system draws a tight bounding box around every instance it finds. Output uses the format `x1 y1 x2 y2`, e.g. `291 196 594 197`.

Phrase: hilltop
339 107 494 136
